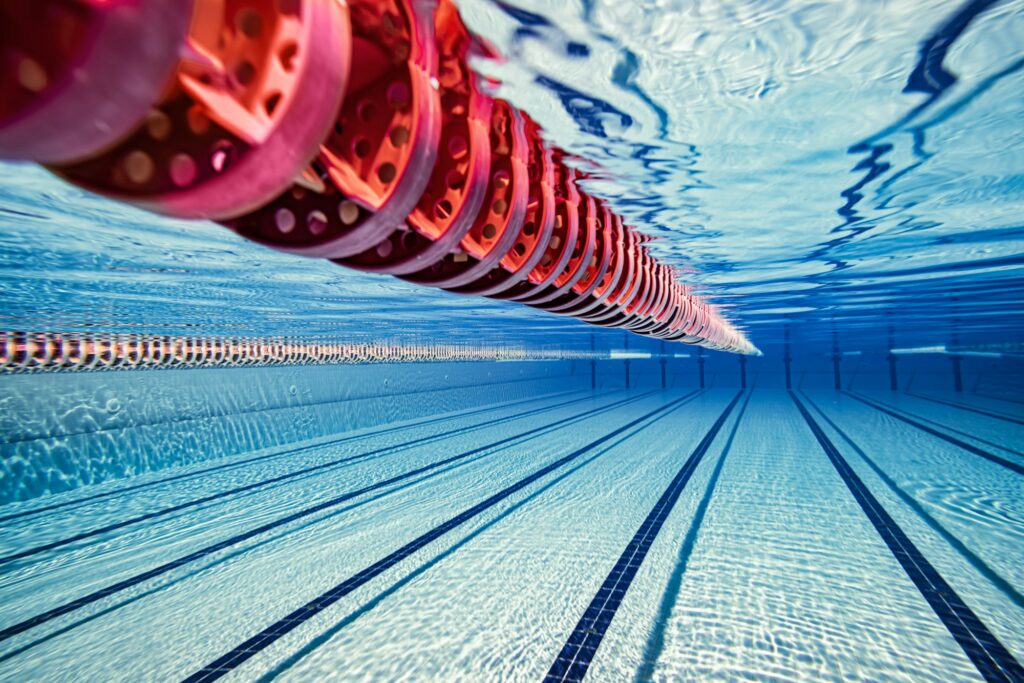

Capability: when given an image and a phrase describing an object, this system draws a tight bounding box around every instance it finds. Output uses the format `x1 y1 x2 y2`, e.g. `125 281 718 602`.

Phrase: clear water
1 0 1023 681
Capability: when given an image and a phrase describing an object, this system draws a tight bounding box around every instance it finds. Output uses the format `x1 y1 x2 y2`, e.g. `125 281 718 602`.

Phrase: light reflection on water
0 0 1022 350
460 0 1024 345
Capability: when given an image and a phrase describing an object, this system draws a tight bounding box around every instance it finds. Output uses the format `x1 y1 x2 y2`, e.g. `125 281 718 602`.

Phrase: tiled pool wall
0 360 590 504
602 351 1022 396
3 352 1019 506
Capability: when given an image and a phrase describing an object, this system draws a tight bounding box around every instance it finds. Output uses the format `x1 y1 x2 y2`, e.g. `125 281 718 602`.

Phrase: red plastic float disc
335 2 492 274
533 198 613 312
662 291 695 340
671 302 706 343
541 203 614 313
608 238 648 321
492 157 579 302
226 0 436 249
580 229 640 324
657 294 689 338
620 252 657 326
634 268 676 332
0 0 192 164
603 229 640 318
628 261 664 326
695 306 714 342
556 212 625 317
596 253 648 329
524 190 598 306
53 0 350 220
448 116 556 296
650 272 681 325
668 292 698 339
646 285 680 338
627 265 669 331
402 100 528 289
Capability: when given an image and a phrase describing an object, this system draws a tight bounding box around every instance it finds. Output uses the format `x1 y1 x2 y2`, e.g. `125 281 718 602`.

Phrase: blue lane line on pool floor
0 388 588 525
0 391 614 566
845 392 1024 476
854 395 1024 458
544 390 743 683
181 393 698 683
633 390 752 683
801 392 1024 612
905 392 1024 426
793 392 1024 683
0 391 657 647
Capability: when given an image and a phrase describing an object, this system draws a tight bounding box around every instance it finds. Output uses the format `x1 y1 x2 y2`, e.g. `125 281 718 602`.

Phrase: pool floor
0 389 1021 681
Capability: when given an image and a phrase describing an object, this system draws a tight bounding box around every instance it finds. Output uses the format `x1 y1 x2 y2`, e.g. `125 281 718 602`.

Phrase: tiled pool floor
0 389 1021 681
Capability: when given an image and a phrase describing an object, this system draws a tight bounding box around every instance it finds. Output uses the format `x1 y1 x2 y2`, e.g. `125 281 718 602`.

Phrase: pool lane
811 392 1024 596
803 394 1024 614
794 393 1023 683
874 393 1024 459
252 390 732 682
904 392 1024 426
0 390 648 644
845 392 1024 474
0 388 588 525
613 389 985 682
0 389 607 564
968 393 1024 411
0 393 682 681
0 388 598 564
807 392 1024 666
888 393 1024 456
544 391 745 682
0 387 626 622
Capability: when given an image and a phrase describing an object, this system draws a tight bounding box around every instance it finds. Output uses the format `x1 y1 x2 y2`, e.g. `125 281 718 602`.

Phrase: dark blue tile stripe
858 399 1024 458
0 392 609 566
801 392 1024 612
905 392 1024 426
182 393 698 683
0 392 661 646
977 392 1024 407
634 391 753 681
544 391 744 683
0 389 586 525
792 392 1024 683
845 392 1024 476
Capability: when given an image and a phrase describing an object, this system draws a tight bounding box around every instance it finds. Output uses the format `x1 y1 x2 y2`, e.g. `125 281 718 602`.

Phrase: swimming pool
0 381 1021 681
1 0 1022 680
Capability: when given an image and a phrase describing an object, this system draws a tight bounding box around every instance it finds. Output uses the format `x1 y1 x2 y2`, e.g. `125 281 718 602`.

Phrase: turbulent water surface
0 0 1021 350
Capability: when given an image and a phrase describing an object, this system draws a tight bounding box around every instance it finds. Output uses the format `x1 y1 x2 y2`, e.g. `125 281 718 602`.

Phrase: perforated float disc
227 0 438 245
336 3 492 275
491 155 579 302
402 100 529 289
53 0 350 220
0 0 191 164
448 116 556 296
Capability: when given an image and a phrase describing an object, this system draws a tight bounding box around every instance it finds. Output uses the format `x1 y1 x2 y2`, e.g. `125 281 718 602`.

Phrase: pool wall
2 352 1018 504
0 359 589 503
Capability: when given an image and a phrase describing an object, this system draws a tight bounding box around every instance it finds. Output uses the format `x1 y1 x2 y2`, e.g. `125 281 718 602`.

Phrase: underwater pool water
0 383 1022 682
1 0 1023 681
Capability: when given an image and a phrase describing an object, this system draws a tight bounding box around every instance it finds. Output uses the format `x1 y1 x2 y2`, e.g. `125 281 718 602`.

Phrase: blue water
1 0 1022 351
1 0 1023 680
